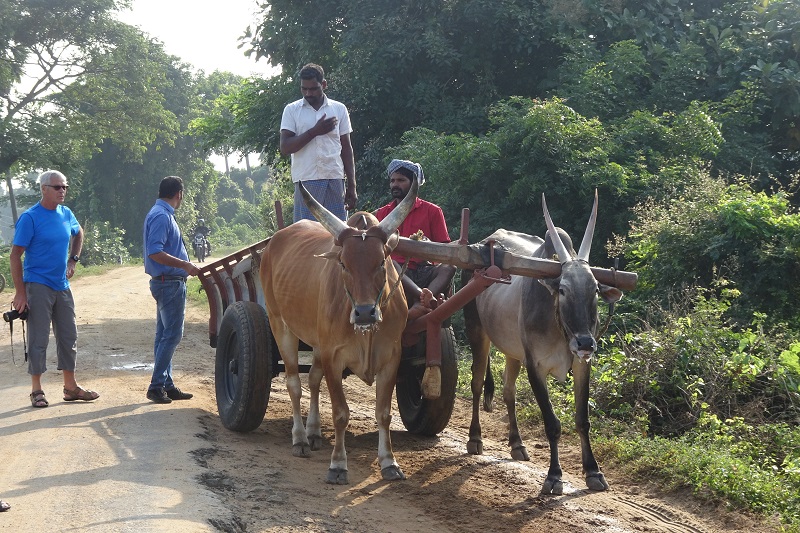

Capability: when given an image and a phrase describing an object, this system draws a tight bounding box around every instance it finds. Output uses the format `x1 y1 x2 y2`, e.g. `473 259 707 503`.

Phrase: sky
118 0 277 170
117 0 275 78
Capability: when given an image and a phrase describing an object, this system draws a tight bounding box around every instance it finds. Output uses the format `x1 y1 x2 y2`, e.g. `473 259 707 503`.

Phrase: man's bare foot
419 288 436 310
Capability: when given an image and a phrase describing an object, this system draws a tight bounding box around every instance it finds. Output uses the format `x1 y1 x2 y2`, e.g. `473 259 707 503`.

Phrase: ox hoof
586 472 609 491
381 465 406 481
541 477 564 496
510 444 529 461
466 438 483 455
292 443 312 458
326 468 349 485
308 434 324 451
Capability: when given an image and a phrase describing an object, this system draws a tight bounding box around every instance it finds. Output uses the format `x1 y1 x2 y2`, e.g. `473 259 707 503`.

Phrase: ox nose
575 334 597 352
352 304 379 325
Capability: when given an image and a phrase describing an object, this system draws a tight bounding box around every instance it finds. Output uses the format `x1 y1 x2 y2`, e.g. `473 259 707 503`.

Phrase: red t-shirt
375 197 451 270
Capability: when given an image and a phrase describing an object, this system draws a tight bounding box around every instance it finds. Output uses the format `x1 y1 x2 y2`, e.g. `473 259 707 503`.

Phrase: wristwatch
70 255 80 262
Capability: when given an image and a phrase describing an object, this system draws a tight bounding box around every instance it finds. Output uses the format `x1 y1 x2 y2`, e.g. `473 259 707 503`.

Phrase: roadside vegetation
3 1 800 530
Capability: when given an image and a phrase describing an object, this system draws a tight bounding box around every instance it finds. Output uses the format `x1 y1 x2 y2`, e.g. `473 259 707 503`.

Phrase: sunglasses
45 184 69 191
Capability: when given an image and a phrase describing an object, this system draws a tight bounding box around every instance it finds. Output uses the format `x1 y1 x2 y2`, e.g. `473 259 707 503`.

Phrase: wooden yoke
393 237 638 290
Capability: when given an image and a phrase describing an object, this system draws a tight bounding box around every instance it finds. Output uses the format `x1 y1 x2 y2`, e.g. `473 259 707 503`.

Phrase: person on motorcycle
193 218 211 255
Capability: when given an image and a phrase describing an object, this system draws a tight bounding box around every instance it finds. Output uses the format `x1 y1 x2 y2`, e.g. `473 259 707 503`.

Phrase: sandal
0 500 10 512
63 386 99 402
30 390 48 408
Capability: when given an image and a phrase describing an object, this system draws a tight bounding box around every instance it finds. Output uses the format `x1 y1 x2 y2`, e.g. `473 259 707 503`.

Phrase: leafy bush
81 221 132 266
621 173 800 328
596 287 800 436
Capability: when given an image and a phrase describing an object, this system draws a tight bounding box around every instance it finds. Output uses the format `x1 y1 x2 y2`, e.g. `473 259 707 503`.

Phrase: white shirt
280 95 353 183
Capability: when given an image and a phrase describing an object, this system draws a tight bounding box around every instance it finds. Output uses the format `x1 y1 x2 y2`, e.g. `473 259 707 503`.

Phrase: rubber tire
396 325 458 436
215 301 272 432
0 274 5 293
194 243 206 263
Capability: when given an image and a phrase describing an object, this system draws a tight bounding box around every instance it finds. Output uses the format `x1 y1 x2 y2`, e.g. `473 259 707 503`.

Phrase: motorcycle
192 233 207 263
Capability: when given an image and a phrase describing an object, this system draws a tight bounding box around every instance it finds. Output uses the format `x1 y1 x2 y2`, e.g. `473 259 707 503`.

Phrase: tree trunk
5 169 19 224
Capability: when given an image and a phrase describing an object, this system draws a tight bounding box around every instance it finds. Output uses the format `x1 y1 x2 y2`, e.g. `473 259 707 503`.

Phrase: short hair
38 170 67 186
158 176 183 199
299 63 324 83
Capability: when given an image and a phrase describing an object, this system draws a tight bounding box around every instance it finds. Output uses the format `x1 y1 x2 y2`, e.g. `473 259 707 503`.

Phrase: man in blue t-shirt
11 170 99 408
143 176 200 404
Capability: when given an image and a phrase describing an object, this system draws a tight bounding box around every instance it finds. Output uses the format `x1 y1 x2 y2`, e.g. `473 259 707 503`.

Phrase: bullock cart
197 209 637 437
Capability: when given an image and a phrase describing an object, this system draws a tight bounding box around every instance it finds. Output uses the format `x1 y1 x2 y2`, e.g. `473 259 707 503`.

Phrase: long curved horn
542 193 572 265
300 182 348 240
577 189 598 262
378 175 419 235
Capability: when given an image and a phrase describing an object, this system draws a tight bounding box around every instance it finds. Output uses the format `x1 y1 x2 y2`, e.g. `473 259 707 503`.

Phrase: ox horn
542 193 572 265
299 182 349 241
377 175 419 235
577 189 598 262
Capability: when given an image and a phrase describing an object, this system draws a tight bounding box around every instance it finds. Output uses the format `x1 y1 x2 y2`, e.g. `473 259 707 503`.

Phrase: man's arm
66 226 84 279
280 114 338 155
148 251 200 277
10 245 27 312
341 133 357 210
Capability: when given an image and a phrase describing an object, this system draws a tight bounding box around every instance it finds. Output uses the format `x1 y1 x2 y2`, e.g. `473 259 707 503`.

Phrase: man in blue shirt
10 170 99 408
143 176 200 404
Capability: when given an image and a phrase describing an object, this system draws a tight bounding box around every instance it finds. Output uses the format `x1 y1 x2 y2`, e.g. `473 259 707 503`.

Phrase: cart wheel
215 301 272 432
396 325 458 436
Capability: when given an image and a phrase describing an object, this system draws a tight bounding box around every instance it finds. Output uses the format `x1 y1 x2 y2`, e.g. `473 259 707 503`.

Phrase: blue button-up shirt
143 199 189 277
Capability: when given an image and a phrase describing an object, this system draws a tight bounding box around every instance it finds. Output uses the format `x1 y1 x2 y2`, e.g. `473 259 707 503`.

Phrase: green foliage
597 288 800 435
0 5 180 177
81 221 132 267
596 416 800 531
391 97 721 256
622 173 800 326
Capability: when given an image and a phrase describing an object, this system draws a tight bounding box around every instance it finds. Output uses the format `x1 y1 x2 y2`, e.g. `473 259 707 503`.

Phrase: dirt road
0 266 774 532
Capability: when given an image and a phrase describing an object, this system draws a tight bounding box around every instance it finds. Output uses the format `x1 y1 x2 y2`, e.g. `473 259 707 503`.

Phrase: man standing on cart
280 63 357 222
375 159 456 319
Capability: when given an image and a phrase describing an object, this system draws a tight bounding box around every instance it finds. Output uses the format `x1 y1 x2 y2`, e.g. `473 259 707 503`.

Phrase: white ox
463 192 623 493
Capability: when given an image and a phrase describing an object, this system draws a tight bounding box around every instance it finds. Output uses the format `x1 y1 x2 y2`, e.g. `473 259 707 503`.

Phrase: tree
0 0 178 213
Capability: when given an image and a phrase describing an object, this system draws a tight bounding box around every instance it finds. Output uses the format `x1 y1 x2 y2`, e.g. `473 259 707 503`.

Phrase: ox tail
483 363 495 412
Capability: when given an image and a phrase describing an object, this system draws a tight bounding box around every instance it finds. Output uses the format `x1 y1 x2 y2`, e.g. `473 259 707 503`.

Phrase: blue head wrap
387 159 425 186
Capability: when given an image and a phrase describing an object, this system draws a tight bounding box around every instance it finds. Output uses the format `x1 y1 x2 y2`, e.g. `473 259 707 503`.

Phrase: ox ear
314 251 340 261
599 283 623 305
538 276 560 295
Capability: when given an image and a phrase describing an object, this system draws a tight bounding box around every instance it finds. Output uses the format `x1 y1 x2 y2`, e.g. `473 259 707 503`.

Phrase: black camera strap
8 317 28 364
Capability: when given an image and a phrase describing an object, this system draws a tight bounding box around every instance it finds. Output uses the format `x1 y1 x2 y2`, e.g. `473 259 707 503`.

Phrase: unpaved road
0 266 777 532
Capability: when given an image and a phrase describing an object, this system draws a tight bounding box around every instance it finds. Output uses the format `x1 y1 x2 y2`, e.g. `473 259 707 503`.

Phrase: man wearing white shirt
280 63 357 222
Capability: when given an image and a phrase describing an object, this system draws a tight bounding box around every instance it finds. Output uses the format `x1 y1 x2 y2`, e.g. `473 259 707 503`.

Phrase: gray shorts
25 282 78 375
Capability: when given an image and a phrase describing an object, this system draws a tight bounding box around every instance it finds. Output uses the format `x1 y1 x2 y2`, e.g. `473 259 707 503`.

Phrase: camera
3 308 28 323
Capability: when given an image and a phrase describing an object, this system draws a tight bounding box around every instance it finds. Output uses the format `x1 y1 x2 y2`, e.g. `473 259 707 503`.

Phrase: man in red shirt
375 160 456 316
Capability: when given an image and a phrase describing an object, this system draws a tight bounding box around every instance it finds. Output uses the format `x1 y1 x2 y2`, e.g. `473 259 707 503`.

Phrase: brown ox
464 192 622 494
260 179 418 484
